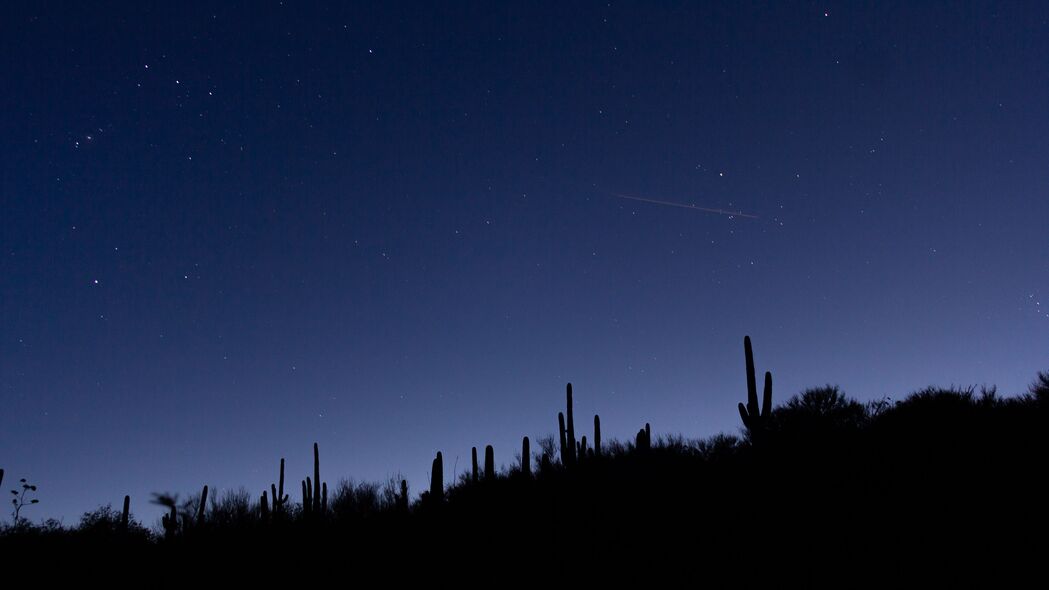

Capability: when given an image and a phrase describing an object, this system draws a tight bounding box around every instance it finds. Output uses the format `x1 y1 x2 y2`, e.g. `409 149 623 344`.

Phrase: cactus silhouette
312 443 322 514
472 446 479 484
270 458 288 515
430 452 444 501
121 495 130 530
635 424 651 451
738 335 773 434
260 490 270 520
153 493 179 539
521 436 531 476
161 505 178 539
566 383 577 466
594 415 602 456
300 444 326 517
196 485 208 525
558 412 568 465
484 445 495 481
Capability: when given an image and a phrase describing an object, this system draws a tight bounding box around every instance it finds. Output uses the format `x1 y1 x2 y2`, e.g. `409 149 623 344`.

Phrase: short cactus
636 426 651 451
430 451 444 501
152 493 179 539
399 479 409 512
161 505 178 539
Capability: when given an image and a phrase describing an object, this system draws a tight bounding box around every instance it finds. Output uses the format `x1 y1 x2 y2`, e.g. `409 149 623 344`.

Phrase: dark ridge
2 338 1046 581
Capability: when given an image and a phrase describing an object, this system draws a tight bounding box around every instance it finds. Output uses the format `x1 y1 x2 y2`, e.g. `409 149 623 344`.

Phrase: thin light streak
610 192 759 219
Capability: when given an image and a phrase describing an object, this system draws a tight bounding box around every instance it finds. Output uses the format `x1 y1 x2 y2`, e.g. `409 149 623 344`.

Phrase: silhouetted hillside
3 337 1046 582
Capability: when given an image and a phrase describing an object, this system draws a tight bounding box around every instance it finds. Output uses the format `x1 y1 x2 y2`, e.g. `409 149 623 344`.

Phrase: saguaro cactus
522 436 531 476
260 491 270 520
472 447 479 484
196 485 209 525
300 444 326 517
484 445 495 481
313 443 322 514
270 458 288 515
558 413 567 465
430 452 444 501
594 415 602 456
566 383 577 466
737 335 773 434
121 495 130 530
161 505 178 539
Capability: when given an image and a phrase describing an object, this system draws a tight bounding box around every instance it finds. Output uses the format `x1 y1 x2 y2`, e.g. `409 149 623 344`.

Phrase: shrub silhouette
329 479 389 522
773 385 868 433
1027 370 1049 405
206 488 255 528
77 504 150 541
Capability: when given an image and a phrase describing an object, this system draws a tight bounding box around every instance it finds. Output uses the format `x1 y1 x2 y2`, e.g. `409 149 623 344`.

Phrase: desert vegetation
3 336 1046 579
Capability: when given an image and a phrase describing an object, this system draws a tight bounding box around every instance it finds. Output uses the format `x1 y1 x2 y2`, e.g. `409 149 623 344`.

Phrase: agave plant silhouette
11 477 40 523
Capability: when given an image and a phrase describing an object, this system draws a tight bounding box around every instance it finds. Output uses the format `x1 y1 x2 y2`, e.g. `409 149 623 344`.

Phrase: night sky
3 1 1048 524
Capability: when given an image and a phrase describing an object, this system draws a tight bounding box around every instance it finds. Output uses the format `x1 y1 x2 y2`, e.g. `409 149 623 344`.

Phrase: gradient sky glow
2 1 1048 525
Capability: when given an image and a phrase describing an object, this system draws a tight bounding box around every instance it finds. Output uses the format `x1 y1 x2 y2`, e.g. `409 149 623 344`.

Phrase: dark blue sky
2 1 1047 524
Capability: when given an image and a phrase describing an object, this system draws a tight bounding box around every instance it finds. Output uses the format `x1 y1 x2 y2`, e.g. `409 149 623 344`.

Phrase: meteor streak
610 192 758 219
